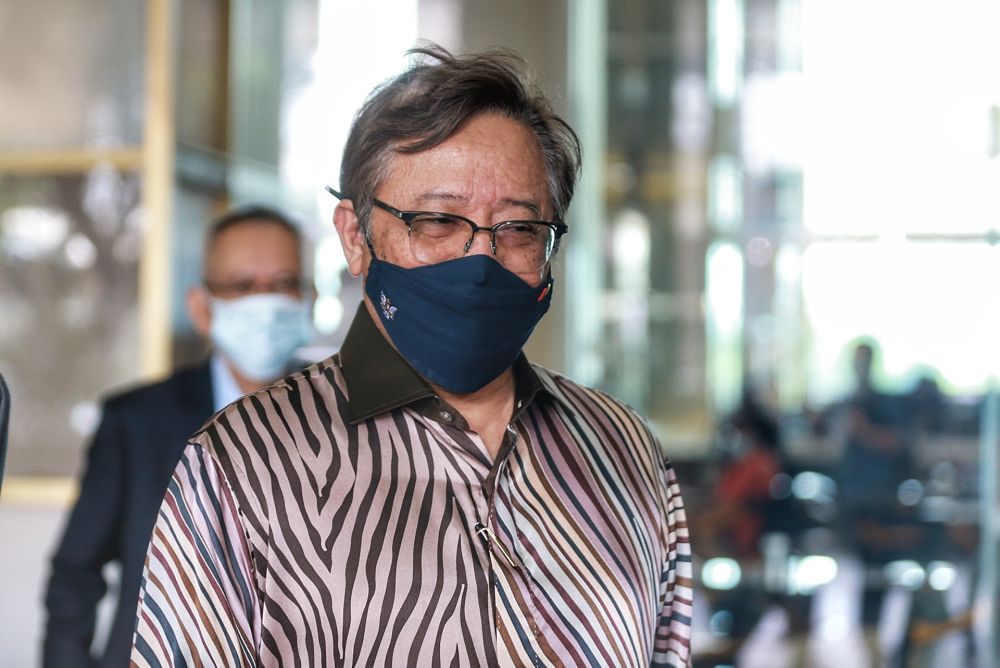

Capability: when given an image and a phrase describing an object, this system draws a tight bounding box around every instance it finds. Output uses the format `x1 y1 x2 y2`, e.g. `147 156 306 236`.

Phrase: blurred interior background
3 0 1000 666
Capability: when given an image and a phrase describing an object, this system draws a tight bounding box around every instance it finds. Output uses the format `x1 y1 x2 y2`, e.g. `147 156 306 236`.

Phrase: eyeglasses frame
370 194 567 254
325 187 567 270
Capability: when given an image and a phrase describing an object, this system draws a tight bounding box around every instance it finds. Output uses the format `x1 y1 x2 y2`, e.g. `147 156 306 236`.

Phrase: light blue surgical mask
210 293 312 382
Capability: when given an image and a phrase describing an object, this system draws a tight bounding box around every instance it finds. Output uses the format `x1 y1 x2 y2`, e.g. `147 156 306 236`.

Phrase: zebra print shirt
131 306 693 667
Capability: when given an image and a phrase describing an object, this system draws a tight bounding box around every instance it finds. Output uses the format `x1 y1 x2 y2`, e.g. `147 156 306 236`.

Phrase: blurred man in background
43 206 313 667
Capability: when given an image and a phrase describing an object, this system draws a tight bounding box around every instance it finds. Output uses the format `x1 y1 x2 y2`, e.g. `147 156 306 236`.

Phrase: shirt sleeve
651 452 694 668
131 443 260 667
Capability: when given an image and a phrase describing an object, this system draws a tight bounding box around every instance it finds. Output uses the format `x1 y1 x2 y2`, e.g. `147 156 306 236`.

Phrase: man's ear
186 285 213 337
333 199 368 277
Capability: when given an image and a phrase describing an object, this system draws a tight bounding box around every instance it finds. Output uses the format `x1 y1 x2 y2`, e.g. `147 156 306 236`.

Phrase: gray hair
339 44 582 233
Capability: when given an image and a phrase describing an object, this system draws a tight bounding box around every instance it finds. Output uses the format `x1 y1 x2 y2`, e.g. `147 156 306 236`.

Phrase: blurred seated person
692 394 799 666
43 206 313 667
698 392 784 560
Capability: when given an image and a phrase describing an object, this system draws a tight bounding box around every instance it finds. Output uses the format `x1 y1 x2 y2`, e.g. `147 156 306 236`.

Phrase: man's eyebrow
500 198 542 217
415 192 466 207
415 192 543 217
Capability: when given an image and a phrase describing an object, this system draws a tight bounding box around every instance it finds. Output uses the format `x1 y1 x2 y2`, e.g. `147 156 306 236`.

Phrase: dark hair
204 205 303 275
731 389 783 453
339 44 582 233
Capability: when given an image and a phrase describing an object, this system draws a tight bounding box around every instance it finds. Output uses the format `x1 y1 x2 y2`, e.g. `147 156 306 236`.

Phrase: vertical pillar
978 384 998 668
567 0 607 385
140 0 176 378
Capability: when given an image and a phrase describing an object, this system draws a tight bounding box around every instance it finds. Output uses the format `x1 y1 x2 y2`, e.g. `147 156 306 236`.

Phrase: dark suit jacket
44 364 214 668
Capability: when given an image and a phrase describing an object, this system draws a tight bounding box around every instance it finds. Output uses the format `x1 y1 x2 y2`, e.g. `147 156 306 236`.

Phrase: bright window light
802 242 1000 400
790 555 838 594
801 0 1000 235
927 561 958 591
706 242 744 413
280 0 417 334
885 559 925 590
792 2 1000 397
312 0 418 211
702 557 742 590
791 471 836 503
708 0 744 106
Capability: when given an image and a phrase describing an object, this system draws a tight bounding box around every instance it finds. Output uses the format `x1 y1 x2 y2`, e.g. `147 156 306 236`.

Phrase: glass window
0 172 141 475
584 0 1000 663
0 0 145 150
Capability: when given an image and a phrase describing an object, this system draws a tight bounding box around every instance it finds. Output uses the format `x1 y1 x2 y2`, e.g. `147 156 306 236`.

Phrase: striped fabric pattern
132 351 692 666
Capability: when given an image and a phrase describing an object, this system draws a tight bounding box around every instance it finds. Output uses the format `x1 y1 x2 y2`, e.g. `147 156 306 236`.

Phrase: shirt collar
210 353 246 411
338 302 546 424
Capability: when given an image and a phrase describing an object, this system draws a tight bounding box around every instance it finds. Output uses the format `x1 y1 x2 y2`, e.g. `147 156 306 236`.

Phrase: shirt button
440 410 453 422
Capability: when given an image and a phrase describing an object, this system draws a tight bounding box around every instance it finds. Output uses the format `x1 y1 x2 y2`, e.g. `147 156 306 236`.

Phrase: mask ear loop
364 230 380 261
357 199 381 261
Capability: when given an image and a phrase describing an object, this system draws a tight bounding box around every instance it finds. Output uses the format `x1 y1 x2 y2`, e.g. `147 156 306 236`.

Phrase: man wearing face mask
44 206 312 668
132 45 692 668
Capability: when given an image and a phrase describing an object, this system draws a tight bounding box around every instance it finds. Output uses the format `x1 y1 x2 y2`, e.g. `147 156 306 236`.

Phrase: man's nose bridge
465 227 496 255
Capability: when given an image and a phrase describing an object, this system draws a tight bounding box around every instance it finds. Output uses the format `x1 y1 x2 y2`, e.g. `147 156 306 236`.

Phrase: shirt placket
426 393 546 664
474 406 556 668
475 423 523 571
417 398 511 665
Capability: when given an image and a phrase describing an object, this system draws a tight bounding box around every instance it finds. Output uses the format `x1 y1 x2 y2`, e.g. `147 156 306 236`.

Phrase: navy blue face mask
364 253 553 394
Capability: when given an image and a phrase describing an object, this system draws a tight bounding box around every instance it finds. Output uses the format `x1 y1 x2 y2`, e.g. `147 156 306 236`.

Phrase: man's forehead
208 220 297 252
205 220 301 271
380 117 550 211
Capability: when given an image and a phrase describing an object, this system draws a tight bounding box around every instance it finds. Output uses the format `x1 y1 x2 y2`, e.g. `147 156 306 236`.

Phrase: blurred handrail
0 147 142 174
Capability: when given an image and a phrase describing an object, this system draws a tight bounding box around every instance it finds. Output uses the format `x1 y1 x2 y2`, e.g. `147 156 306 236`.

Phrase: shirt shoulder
186 355 348 515
530 363 660 444
191 354 345 446
528 363 678 486
528 364 691 581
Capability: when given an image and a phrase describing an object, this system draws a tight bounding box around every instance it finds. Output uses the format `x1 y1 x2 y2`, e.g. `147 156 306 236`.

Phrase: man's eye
422 215 463 226
273 278 303 294
498 224 546 245
413 215 465 237
230 281 255 295
504 223 539 235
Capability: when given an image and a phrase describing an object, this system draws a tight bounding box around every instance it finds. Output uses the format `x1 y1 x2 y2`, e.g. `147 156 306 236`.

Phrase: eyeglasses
325 187 567 275
204 276 304 299
370 197 567 275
